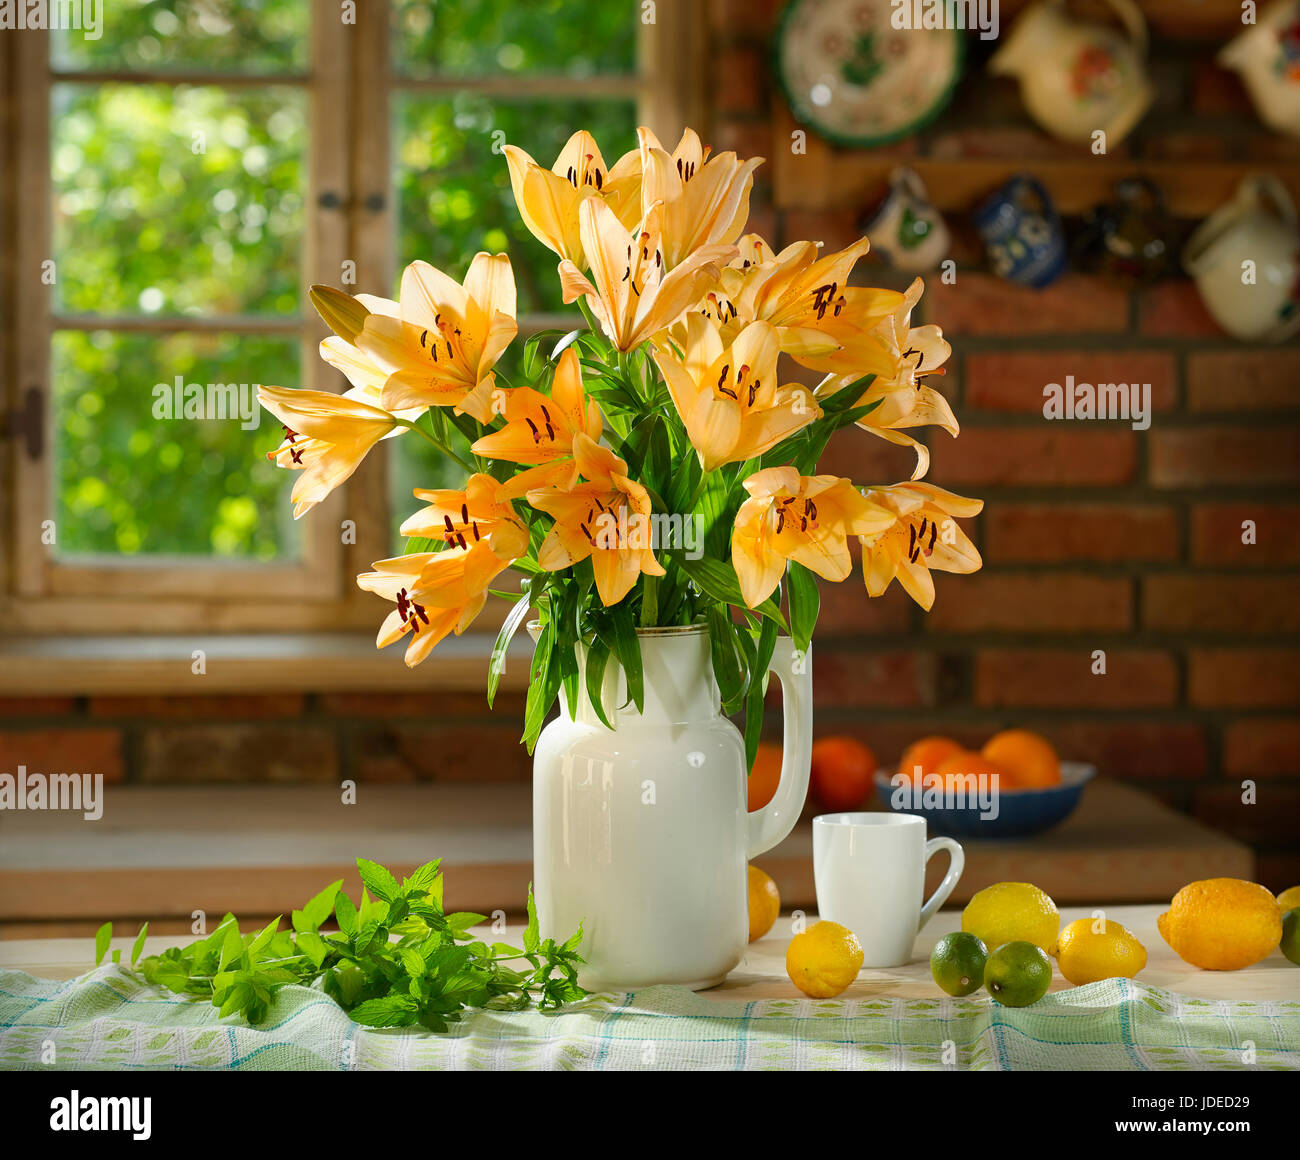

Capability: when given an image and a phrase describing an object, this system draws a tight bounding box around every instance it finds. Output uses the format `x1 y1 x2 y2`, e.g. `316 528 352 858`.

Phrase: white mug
813 813 964 968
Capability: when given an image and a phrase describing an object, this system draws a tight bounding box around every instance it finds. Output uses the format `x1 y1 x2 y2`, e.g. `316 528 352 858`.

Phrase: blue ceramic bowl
873 762 1096 839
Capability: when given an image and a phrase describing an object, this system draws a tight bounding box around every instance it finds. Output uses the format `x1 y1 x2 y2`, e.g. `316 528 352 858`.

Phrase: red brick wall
707 0 1300 890
0 3 1295 895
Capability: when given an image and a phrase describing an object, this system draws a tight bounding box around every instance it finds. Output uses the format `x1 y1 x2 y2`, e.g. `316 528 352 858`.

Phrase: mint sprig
94 859 586 1031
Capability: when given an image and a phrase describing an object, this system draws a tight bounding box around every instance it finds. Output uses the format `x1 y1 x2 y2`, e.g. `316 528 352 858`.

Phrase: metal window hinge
2 387 44 459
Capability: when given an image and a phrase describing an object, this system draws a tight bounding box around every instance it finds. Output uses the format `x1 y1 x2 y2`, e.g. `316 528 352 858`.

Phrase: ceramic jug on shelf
1075 177 1175 286
1183 174 1300 343
531 625 812 992
860 167 952 275
989 0 1155 147
1219 0 1300 139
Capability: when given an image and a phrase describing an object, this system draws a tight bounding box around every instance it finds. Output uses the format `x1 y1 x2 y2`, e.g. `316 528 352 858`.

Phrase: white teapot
989 0 1155 146
1183 175 1300 343
1219 0 1300 138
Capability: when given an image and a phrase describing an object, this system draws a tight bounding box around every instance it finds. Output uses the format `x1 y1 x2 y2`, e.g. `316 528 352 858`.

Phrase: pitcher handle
746 637 813 859
1098 0 1148 56
1245 173 1299 230
918 837 965 930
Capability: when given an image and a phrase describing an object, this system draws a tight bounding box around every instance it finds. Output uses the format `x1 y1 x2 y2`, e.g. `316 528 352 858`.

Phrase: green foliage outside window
47 1 639 561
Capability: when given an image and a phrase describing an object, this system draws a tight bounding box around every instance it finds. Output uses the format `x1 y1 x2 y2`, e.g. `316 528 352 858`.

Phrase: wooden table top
0 780 1253 933
2 905 1295 1003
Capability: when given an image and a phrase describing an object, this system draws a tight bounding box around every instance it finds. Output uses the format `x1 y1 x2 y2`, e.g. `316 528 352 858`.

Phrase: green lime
984 940 1053 1007
930 931 989 996
1282 908 1300 966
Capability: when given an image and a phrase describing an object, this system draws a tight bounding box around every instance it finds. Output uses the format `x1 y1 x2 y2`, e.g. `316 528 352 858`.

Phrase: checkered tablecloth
2 965 1297 1070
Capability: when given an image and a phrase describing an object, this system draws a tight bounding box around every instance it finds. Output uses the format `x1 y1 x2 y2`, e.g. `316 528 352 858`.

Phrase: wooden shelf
773 108 1300 219
1000 0 1263 40
0 780 1252 929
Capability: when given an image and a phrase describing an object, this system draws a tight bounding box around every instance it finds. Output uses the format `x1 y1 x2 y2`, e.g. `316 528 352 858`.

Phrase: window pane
392 0 637 79
51 0 309 74
52 83 305 317
390 93 638 547
52 330 300 559
394 95 637 315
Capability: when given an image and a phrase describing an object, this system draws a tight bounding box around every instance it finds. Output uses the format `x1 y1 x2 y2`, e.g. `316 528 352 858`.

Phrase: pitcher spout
988 2 1054 77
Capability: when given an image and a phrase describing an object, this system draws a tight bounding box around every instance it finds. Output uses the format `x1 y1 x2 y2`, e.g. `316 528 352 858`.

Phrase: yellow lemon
786 921 864 998
1276 886 1300 913
1157 878 1282 971
961 882 1060 955
1056 917 1148 985
748 865 780 943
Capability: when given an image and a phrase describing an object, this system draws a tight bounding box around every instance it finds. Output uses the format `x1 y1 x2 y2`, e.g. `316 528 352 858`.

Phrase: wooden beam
773 96 1300 219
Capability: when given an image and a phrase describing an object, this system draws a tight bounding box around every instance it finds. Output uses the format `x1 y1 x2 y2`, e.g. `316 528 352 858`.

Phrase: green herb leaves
94 859 587 1033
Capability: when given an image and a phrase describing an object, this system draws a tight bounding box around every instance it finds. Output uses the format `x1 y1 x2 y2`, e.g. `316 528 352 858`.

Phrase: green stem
394 417 476 473
576 297 603 340
640 573 659 628
685 471 710 513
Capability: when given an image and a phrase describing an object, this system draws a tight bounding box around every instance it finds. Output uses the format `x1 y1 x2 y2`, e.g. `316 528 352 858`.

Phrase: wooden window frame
1 1 704 638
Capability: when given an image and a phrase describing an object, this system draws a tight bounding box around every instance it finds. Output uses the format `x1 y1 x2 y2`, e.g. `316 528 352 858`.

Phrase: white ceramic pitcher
989 0 1155 146
1219 0 1300 139
532 624 812 992
1183 174 1300 343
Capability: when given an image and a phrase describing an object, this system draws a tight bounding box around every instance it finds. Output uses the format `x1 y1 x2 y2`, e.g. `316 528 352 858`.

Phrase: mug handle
918 837 964 930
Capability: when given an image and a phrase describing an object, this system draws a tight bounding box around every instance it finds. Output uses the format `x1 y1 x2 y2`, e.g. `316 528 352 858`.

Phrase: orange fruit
786 921 864 998
810 736 877 812
933 750 1019 793
747 742 783 812
981 729 1061 789
898 735 964 785
748 865 780 942
1157 878 1282 971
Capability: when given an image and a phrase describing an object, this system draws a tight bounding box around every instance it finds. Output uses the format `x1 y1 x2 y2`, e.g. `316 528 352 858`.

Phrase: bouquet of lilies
257 127 983 757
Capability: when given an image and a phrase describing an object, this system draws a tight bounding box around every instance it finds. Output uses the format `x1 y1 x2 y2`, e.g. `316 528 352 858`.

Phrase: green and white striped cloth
1 966 1297 1070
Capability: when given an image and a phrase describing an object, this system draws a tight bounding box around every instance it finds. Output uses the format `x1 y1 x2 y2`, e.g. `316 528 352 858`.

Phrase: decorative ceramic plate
774 0 964 146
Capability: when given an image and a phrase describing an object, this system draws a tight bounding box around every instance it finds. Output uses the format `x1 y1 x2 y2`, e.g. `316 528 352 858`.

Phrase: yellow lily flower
652 315 821 471
357 545 511 668
503 130 643 267
697 233 779 339
858 482 983 611
469 347 603 498
260 384 403 520
638 127 762 270
355 254 517 421
558 198 736 352
701 235 903 373
526 433 666 606
814 278 956 479
731 467 896 608
813 276 950 382
399 473 530 562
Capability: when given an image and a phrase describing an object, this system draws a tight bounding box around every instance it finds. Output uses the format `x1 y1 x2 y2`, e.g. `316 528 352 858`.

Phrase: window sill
0 632 529 696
